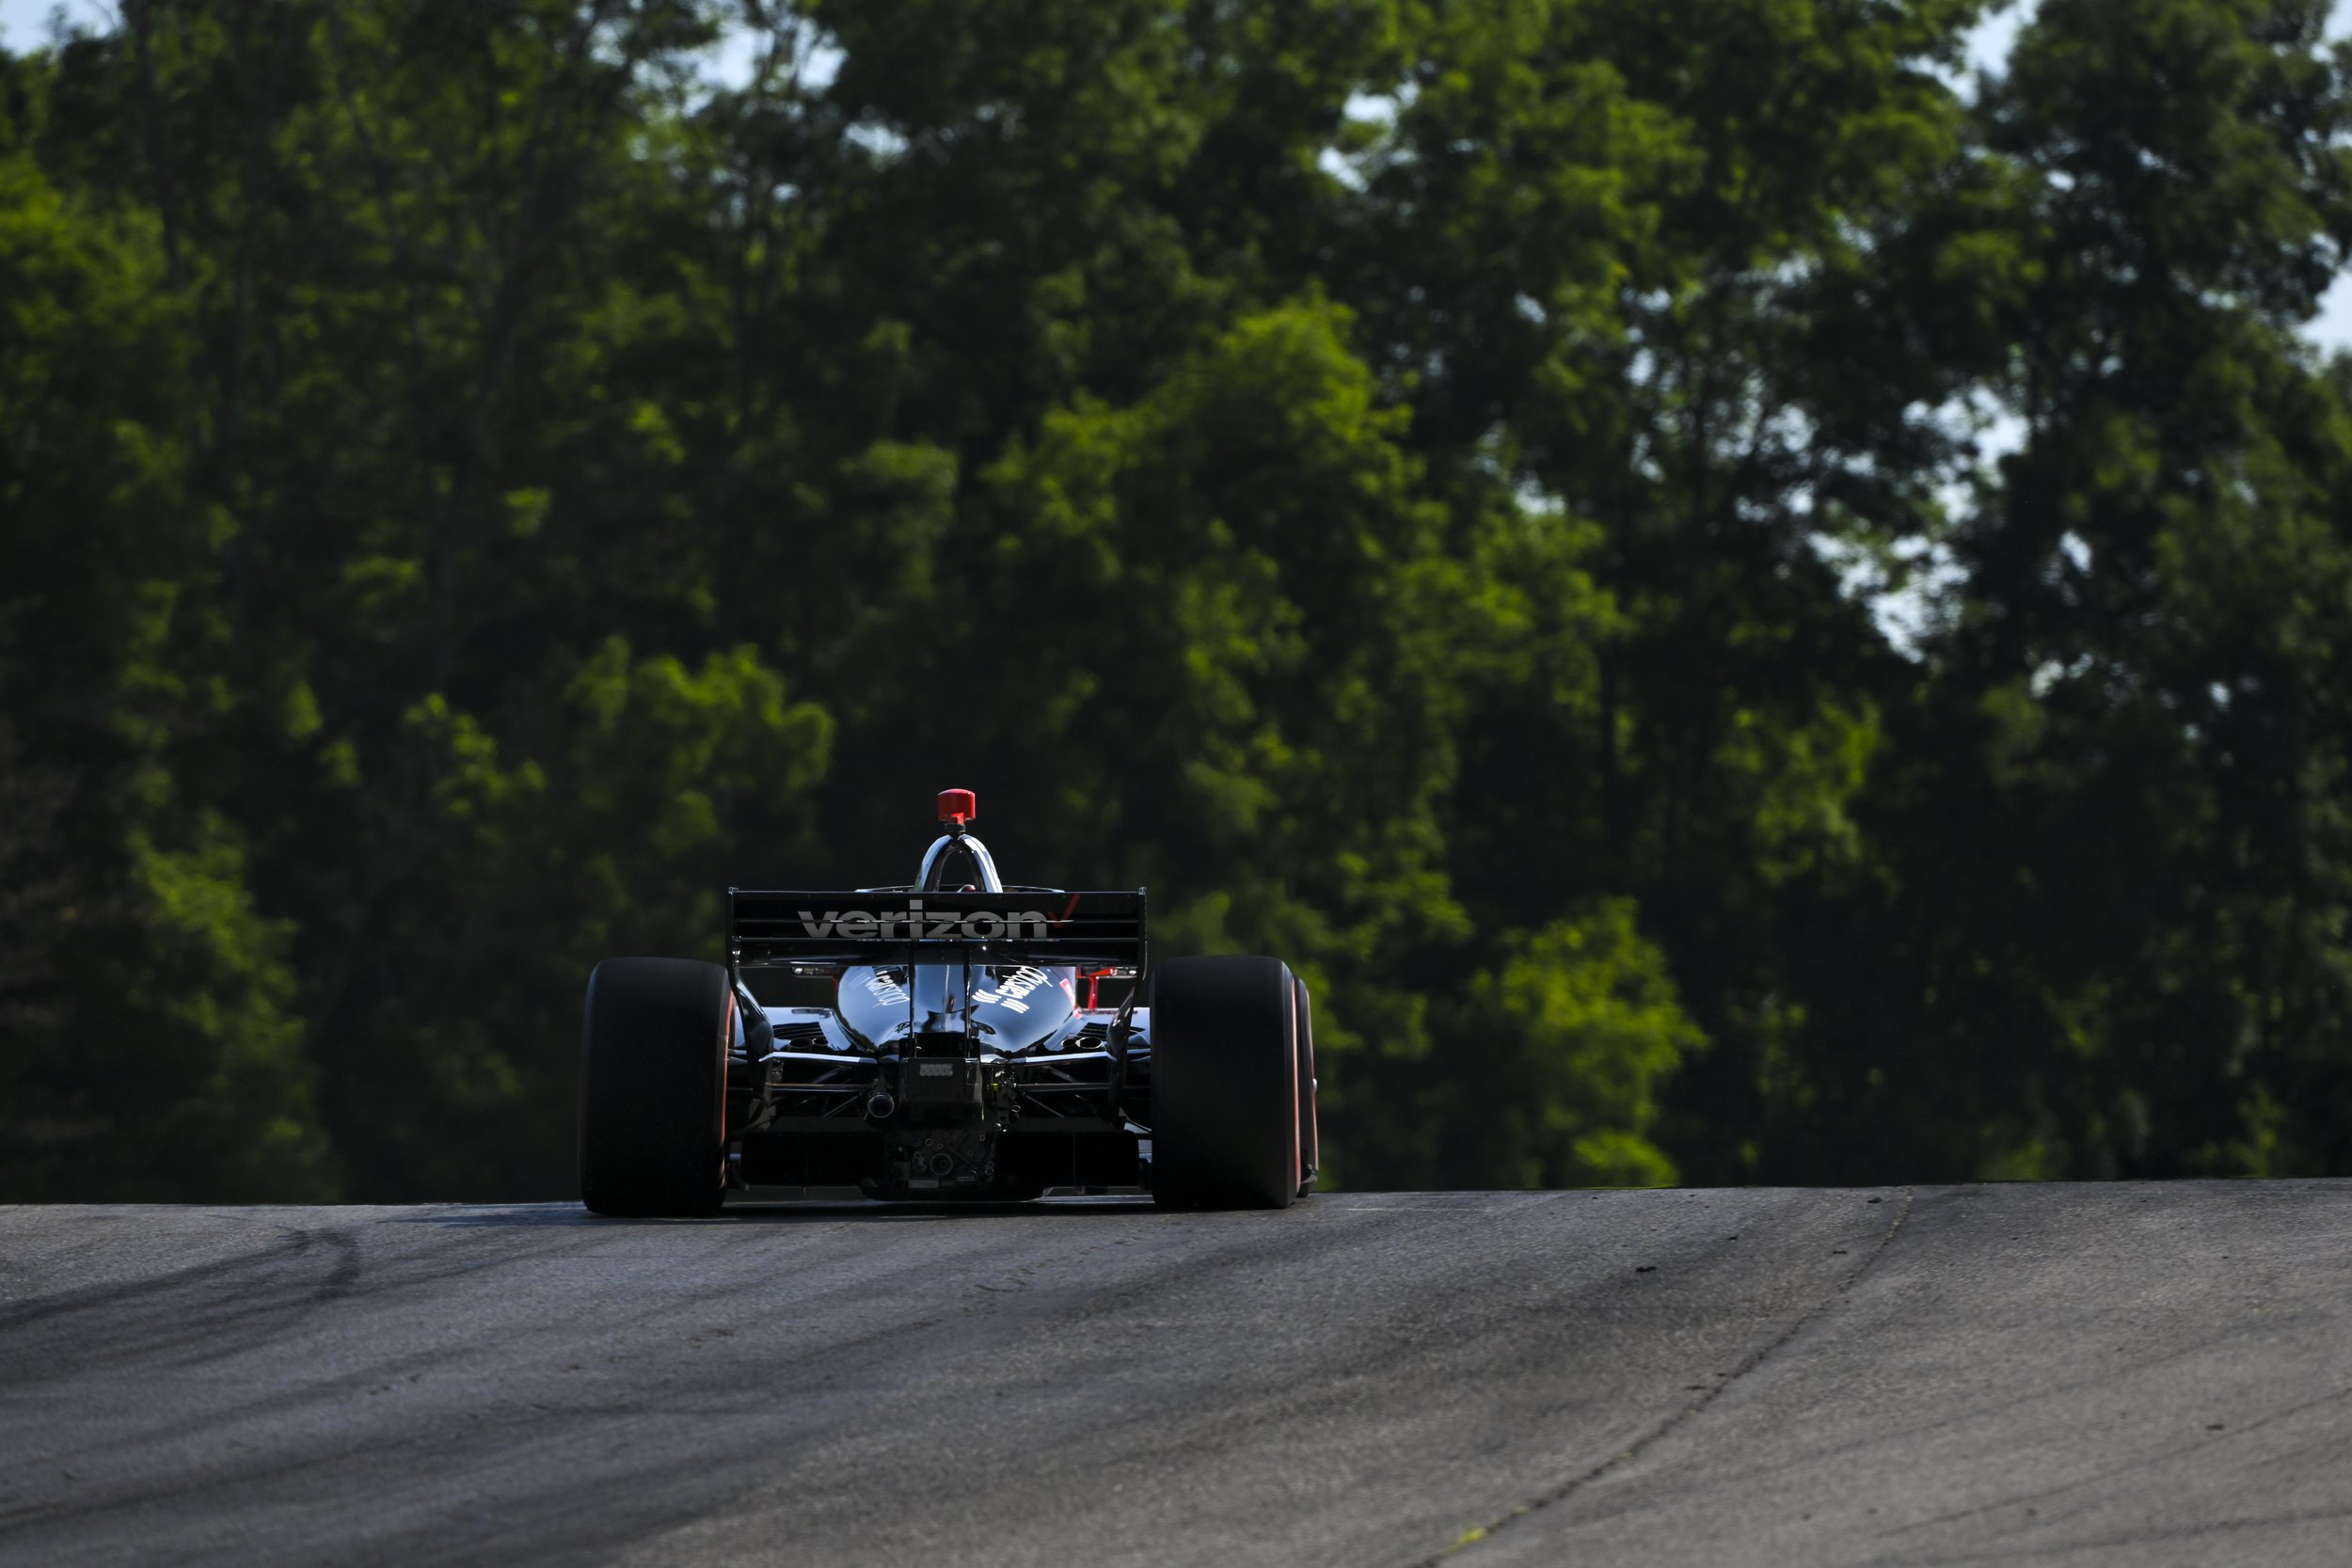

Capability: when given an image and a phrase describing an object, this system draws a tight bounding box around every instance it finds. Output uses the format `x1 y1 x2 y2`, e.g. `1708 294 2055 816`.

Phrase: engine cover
835 962 1076 1054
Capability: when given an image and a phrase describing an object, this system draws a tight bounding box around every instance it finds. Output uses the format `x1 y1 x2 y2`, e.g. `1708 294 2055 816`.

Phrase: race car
578 788 1319 1214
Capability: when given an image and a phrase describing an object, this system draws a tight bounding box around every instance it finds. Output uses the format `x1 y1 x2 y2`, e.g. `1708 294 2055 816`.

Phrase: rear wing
728 889 1147 974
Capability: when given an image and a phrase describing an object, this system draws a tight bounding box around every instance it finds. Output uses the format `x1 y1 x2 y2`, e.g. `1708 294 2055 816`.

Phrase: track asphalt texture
2 1183 2346 1567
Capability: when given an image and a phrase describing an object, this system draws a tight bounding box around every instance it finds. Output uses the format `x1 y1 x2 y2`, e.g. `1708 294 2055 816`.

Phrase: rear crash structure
578 790 1319 1215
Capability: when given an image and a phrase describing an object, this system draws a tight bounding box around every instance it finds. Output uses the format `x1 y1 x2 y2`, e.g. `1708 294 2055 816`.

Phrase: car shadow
392 1194 1159 1227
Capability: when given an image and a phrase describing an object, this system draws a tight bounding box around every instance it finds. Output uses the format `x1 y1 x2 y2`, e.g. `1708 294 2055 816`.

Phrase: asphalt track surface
2 1184 2348 1568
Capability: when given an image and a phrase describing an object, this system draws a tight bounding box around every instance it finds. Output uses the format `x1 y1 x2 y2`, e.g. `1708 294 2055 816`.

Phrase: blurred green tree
0 105 329 1196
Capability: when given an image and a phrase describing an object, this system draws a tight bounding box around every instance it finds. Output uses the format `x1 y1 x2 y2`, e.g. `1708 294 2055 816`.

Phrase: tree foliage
2 0 2347 1197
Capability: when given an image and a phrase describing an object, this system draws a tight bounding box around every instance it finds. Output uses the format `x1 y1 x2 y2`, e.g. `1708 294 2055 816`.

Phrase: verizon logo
796 900 1052 942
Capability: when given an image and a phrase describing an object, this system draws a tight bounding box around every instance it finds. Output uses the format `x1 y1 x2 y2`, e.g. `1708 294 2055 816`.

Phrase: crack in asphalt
1409 1185 1918 1567
1873 1379 2352 1544
1887 1500 2352 1566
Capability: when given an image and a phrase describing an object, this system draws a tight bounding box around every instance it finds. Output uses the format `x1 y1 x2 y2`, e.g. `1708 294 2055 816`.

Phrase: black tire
579 958 732 1217
1294 974 1320 1198
1151 955 1300 1211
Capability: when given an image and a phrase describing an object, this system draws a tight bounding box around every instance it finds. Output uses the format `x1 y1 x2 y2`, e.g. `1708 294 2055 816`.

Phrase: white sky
5 0 2351 348
0 0 94 45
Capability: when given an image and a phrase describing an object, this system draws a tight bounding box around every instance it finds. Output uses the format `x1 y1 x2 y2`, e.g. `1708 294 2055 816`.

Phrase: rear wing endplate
728 889 1147 974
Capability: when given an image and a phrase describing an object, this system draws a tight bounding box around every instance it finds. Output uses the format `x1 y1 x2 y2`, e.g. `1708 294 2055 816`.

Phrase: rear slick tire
579 957 731 1218
1150 955 1300 1211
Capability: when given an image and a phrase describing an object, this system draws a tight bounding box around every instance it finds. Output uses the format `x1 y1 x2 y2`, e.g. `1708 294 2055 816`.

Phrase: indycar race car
578 789 1319 1214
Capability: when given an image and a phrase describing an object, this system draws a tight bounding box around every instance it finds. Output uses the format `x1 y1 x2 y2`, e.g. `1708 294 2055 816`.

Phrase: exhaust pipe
866 1090 897 1120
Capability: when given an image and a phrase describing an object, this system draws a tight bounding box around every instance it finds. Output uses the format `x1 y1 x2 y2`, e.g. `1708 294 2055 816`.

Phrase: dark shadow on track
388 1196 1162 1227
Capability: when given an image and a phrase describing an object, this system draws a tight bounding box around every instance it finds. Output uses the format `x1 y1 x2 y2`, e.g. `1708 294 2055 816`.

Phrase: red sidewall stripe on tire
1295 976 1317 1188
1286 969 1301 1192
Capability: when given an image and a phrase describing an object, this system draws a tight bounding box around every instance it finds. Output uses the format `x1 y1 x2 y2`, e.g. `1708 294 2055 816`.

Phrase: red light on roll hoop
937 788 977 826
